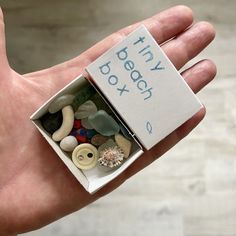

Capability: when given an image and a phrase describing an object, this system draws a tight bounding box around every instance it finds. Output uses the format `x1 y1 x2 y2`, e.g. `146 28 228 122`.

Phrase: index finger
84 5 194 62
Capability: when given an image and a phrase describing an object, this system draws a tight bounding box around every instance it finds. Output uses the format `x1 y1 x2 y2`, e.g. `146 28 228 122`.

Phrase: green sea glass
88 110 120 136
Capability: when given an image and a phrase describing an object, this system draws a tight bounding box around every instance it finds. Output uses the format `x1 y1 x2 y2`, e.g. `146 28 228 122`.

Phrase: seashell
98 146 124 169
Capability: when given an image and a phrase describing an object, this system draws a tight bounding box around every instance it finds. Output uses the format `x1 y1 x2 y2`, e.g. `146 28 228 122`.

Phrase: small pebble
98 139 117 154
74 100 97 119
73 119 81 129
60 136 78 152
81 118 93 129
48 94 75 114
72 143 98 170
88 110 120 136
115 133 132 158
41 111 63 134
91 134 109 146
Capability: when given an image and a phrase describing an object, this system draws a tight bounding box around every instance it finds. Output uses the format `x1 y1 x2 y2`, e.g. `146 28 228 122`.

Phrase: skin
0 5 216 235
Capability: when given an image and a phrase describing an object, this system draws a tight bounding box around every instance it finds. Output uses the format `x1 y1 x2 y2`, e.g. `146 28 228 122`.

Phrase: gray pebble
49 94 75 114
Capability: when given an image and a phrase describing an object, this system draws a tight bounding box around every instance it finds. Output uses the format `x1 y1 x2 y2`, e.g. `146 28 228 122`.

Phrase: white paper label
86 25 202 150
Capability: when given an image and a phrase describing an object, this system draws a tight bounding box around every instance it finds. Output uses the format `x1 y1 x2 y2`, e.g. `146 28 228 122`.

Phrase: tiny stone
115 133 132 158
74 100 97 119
81 118 93 129
48 94 75 114
60 136 78 152
88 110 120 136
98 139 117 153
91 134 109 146
41 111 63 134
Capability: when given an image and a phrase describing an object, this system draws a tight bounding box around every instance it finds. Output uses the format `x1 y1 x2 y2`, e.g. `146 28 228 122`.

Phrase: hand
0 5 216 235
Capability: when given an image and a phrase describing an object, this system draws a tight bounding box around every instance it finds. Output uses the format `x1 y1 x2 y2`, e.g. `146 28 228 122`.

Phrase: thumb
0 7 10 73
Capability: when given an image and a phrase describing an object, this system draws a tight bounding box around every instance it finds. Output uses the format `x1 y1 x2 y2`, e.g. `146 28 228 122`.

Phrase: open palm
0 6 216 235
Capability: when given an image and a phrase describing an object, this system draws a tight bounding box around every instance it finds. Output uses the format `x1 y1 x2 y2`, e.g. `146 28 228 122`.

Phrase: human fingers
162 21 216 70
81 5 194 64
122 5 194 44
181 59 217 93
24 5 194 80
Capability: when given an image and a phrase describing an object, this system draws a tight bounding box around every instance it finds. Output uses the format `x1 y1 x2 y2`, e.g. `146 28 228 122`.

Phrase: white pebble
60 136 78 152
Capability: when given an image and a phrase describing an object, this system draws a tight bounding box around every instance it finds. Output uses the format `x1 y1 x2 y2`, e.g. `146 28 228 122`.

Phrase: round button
72 143 98 170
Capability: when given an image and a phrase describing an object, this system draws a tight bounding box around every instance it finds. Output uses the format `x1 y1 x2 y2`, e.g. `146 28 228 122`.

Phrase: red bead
73 119 81 129
76 135 87 143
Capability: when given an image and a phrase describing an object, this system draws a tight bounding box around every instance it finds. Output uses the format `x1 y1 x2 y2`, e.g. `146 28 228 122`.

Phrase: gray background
1 0 236 235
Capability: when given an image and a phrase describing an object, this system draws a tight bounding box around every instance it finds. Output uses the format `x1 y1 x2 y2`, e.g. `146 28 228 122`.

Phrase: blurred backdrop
1 0 236 235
